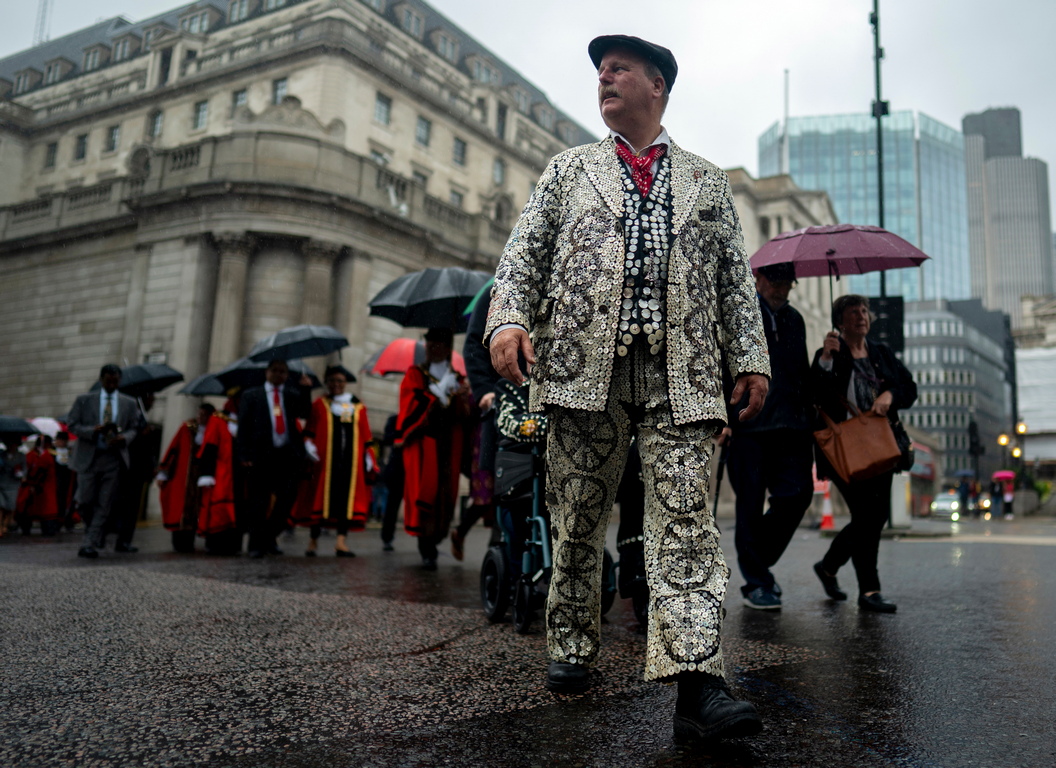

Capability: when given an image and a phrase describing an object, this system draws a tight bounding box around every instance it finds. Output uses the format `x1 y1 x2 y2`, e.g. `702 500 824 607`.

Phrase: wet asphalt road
3 512 1056 768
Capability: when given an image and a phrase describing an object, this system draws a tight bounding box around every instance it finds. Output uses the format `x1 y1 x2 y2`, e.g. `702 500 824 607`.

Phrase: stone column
207 232 253 370
301 239 341 326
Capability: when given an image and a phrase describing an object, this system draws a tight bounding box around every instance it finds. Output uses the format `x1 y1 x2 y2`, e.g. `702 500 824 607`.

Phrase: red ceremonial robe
294 397 377 529
17 449 59 521
397 364 469 538
197 414 238 536
157 421 200 531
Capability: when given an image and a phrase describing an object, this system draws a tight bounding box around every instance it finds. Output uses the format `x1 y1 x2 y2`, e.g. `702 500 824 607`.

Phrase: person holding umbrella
811 295 917 613
296 365 377 557
236 359 312 558
396 328 472 571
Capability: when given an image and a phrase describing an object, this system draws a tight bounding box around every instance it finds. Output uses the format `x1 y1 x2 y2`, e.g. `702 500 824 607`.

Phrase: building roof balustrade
0 129 509 262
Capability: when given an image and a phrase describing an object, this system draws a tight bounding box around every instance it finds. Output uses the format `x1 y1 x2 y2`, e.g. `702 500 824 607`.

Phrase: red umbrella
362 338 467 378
750 224 929 281
992 470 1016 481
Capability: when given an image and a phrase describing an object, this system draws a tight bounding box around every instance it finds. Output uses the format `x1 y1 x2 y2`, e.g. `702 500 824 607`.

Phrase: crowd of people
3 30 940 746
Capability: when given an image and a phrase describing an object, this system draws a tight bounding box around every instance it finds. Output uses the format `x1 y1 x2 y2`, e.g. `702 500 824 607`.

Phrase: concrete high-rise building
902 299 1012 482
963 107 1054 328
758 112 969 302
0 0 593 439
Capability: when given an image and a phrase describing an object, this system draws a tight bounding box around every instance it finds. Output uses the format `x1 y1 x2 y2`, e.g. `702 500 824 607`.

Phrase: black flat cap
588 35 678 93
757 262 797 282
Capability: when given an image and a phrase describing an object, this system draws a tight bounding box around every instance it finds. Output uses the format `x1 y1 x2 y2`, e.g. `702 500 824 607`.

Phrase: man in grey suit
67 364 140 558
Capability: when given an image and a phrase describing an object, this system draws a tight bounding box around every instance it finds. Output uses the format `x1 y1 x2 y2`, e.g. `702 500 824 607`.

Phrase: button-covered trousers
545 345 726 681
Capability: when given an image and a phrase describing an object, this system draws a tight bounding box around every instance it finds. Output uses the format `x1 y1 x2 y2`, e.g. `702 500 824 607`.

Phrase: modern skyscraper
963 108 1054 328
758 111 969 302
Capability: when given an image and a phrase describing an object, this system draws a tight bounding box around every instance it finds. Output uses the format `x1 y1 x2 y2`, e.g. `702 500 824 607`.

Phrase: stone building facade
0 0 593 441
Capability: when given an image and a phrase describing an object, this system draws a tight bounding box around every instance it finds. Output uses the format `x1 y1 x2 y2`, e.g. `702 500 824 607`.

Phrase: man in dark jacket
237 359 311 558
725 263 814 610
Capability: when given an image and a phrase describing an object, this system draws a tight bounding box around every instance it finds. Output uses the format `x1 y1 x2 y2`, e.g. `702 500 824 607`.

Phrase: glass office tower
759 111 969 301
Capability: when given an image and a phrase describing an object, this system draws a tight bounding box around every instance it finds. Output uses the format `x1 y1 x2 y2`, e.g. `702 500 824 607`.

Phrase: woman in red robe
16 435 61 535
197 405 241 555
297 365 376 557
397 328 472 570
156 404 212 552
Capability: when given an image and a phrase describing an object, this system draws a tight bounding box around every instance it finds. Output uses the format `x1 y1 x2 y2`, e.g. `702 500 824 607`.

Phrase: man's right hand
490 327 535 385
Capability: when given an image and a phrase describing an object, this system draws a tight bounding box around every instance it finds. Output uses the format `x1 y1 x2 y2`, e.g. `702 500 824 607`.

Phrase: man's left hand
730 374 769 422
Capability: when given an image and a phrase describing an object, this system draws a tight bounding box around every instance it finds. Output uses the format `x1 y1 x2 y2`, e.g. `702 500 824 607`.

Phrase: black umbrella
179 358 321 396
368 267 493 333
0 415 40 437
247 325 348 363
89 363 185 396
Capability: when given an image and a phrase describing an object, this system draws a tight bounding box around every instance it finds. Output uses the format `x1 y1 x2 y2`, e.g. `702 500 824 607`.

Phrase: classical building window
104 125 120 153
374 92 392 126
496 103 507 140
264 0 286 10
43 142 57 169
148 110 164 138
434 32 458 62
14 73 31 94
452 137 466 166
74 134 88 161
492 157 505 186
229 0 250 22
83 49 100 72
472 59 500 86
272 77 287 104
181 12 210 33
401 8 424 38
449 189 464 208
370 149 390 165
44 63 60 84
412 170 428 187
232 88 247 114
415 116 431 147
512 87 530 114
112 39 131 62
559 123 576 145
193 100 209 130
536 106 554 130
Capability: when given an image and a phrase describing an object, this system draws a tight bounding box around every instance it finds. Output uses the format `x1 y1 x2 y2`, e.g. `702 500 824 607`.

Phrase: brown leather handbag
814 403 901 483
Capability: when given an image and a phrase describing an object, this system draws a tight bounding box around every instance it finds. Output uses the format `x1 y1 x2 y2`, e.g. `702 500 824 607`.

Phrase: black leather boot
673 673 762 741
545 661 590 694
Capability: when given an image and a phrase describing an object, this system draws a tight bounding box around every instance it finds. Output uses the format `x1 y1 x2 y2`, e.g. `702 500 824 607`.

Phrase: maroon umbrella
749 224 929 280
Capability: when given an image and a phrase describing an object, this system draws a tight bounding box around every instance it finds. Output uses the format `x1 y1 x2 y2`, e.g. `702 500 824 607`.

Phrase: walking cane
711 438 729 531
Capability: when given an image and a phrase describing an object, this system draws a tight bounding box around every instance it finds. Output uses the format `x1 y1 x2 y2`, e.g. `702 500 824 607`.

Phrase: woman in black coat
811 294 917 613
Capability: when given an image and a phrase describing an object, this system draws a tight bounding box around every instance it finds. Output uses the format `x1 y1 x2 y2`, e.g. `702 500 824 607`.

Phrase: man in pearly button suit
487 35 771 741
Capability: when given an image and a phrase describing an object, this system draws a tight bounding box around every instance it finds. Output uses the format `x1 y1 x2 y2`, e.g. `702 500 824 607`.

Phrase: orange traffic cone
820 484 835 531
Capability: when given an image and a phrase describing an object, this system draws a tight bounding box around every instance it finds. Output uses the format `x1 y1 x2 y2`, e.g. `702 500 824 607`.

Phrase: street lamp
1012 446 1023 459
997 434 1010 447
1016 421 1027 435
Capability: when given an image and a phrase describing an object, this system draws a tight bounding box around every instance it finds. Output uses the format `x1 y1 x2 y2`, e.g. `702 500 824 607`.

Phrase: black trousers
245 445 302 553
380 448 404 545
727 429 814 596
821 470 894 595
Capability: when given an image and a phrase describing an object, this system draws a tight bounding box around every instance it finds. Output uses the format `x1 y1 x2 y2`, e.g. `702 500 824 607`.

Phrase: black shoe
382 542 395 552
267 546 284 556
858 593 897 613
305 549 317 557
421 558 437 571
248 550 264 559
114 543 138 553
771 580 782 597
335 549 356 558
545 661 591 694
674 675 762 742
813 561 847 601
743 587 781 611
77 547 99 559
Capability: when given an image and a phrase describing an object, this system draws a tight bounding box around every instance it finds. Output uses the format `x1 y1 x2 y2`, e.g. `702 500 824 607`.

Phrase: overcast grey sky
3 0 1055 221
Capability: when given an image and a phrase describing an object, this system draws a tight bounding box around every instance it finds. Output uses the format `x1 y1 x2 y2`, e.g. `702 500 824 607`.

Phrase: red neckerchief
615 138 667 197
